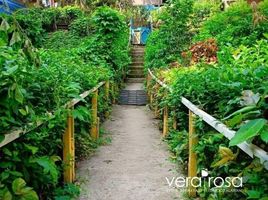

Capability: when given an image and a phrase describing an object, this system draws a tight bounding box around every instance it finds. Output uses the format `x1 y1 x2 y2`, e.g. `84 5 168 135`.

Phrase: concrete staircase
127 45 145 83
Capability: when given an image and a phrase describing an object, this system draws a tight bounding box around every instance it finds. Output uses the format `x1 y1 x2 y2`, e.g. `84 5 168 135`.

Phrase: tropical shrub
145 0 194 69
145 0 268 199
152 38 268 200
195 0 268 48
0 5 130 199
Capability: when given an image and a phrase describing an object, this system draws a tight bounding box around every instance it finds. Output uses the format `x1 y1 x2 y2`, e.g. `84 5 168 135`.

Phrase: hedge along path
0 80 113 183
77 83 184 200
147 68 268 197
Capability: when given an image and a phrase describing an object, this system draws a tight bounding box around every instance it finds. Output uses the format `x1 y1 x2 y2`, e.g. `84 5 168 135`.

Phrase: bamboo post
105 81 110 118
150 92 153 107
154 83 160 118
63 111 75 183
97 117 100 139
163 106 168 137
173 114 177 130
112 83 116 104
91 89 99 140
188 110 198 197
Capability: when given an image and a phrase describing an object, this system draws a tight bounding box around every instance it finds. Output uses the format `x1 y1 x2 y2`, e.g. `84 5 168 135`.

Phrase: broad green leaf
223 105 256 121
19 188 38 200
260 126 268 143
0 19 10 32
230 119 267 146
9 171 23 177
11 178 38 200
0 135 5 143
226 114 243 128
19 109 27 116
12 178 26 195
10 32 22 46
2 187 12 200
24 144 39 154
4 65 18 76
34 156 59 183
72 109 84 121
246 190 261 199
15 86 24 104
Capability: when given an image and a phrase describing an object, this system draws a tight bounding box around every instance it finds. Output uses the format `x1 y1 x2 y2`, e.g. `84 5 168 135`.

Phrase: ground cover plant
0 5 130 199
145 0 268 199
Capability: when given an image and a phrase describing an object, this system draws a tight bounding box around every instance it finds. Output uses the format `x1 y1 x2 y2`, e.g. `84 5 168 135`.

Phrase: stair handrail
147 68 268 170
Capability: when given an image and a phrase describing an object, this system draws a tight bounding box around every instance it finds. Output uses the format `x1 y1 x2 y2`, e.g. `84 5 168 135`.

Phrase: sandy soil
76 104 185 200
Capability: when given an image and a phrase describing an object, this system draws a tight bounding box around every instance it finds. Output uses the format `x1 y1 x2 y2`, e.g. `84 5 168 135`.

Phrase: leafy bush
0 6 130 199
191 0 221 35
5 6 84 47
69 16 93 36
145 1 268 198
145 0 194 69
195 0 268 47
151 38 268 199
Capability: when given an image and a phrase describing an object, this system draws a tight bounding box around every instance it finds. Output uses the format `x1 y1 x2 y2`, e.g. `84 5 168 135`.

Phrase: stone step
132 47 145 50
129 70 144 76
132 52 144 55
131 61 144 65
132 49 144 52
132 56 144 60
127 74 145 78
132 58 144 62
130 64 143 69
126 78 145 83
130 66 144 69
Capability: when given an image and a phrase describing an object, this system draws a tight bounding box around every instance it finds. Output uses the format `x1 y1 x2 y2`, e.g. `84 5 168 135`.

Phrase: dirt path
77 86 184 200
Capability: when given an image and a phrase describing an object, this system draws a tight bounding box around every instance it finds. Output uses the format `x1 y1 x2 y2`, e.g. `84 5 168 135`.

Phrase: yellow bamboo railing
147 68 268 197
0 80 114 183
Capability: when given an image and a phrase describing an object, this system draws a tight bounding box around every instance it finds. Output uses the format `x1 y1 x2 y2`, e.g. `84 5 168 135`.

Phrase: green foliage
195 0 268 47
42 31 81 49
145 0 194 69
146 1 268 198
0 6 130 200
230 119 267 146
53 183 80 200
191 0 221 35
69 16 93 36
92 6 125 36
8 6 83 46
0 178 38 200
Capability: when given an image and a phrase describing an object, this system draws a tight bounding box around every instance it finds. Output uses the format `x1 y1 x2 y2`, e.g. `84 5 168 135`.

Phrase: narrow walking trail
77 84 183 200
77 46 184 200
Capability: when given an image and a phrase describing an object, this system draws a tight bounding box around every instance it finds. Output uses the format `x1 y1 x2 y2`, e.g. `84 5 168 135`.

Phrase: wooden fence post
112 83 116 104
146 73 151 90
188 110 198 197
91 89 99 140
163 106 168 137
150 92 154 107
63 111 75 183
105 81 110 118
173 114 177 130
